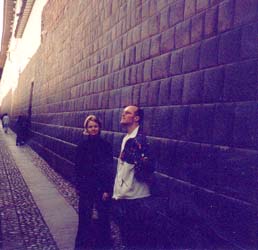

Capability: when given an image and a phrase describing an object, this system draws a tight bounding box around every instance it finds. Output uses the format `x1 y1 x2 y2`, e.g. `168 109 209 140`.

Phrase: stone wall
0 90 12 117
3 0 258 248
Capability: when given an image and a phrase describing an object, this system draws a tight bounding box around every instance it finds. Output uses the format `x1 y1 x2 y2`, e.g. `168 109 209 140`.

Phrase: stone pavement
0 128 123 250
0 128 79 250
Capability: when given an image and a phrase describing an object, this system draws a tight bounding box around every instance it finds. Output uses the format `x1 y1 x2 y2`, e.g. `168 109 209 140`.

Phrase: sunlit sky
0 0 3 51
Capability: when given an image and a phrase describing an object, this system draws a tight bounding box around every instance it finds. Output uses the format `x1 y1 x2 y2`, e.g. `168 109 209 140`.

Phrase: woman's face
85 120 100 136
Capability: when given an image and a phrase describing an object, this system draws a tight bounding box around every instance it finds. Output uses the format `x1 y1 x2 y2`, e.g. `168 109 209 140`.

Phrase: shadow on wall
145 173 258 250
23 127 258 250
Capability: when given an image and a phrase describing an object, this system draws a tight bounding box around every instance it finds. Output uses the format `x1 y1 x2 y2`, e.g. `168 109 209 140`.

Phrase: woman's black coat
75 135 113 197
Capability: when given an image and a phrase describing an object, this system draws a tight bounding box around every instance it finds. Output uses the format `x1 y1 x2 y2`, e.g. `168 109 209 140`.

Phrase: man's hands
102 192 109 201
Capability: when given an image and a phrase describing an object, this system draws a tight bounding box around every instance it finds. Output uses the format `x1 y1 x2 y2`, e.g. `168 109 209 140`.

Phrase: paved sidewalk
0 128 78 250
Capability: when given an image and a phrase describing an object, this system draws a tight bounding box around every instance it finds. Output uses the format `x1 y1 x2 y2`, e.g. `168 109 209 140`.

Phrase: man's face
120 106 139 126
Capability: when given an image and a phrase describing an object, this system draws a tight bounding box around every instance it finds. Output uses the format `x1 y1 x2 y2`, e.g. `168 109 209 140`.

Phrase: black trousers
75 192 111 250
16 132 26 145
113 197 153 250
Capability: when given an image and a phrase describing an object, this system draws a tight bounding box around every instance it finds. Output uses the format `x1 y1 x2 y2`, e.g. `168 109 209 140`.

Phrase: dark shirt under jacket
75 135 113 249
75 135 113 196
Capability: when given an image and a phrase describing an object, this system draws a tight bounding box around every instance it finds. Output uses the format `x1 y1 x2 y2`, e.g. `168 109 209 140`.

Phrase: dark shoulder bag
121 134 155 183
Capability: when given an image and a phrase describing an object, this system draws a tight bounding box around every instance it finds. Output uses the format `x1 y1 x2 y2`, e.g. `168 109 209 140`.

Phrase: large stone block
147 81 160 106
143 59 153 81
183 43 201 73
104 74 112 91
204 6 218 38
157 0 168 11
233 102 258 149
141 20 149 40
160 27 175 53
218 0 234 32
142 107 154 135
142 1 150 20
134 5 142 25
132 84 141 105
135 42 143 63
130 65 137 85
187 104 215 143
112 89 122 108
160 6 170 32
200 36 219 69
234 0 258 26
141 38 151 60
218 28 241 64
198 144 220 188
158 78 171 106
241 22 258 59
152 53 171 80
112 71 119 89
191 13 204 42
149 0 158 16
183 71 204 104
139 82 150 106
148 14 160 37
121 86 133 107
103 109 113 131
196 0 209 12
168 0 184 26
112 108 121 132
124 67 132 86
175 20 191 49
170 75 184 104
152 106 173 138
210 0 223 5
213 103 235 146
170 105 189 140
172 141 202 182
125 46 136 66
184 0 196 19
223 60 257 102
170 48 183 75
156 139 177 175
136 62 144 83
150 34 161 57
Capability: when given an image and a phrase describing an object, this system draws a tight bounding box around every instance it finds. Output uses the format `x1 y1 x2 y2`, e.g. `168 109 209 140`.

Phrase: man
113 105 154 249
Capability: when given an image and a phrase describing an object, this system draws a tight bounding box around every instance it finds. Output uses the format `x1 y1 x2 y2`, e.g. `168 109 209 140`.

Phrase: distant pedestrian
112 105 155 250
15 116 29 146
2 114 10 134
74 115 113 250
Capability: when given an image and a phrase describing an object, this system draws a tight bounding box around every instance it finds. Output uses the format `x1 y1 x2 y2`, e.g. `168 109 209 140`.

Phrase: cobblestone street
0 128 78 250
0 128 122 250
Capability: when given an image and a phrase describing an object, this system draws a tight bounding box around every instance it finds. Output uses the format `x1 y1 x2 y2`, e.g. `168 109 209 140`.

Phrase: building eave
0 0 16 70
15 0 35 38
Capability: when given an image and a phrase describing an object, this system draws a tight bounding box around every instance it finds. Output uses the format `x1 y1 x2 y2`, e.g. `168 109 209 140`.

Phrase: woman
74 115 113 250
15 116 29 145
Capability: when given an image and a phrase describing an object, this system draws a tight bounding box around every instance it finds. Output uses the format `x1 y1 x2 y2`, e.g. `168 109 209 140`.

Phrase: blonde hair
83 115 102 135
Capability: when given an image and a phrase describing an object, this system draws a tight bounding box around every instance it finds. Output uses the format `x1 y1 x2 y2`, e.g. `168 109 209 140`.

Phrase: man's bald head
120 105 144 132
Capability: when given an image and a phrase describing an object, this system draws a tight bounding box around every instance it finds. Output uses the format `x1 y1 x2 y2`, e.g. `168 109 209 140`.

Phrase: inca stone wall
0 90 12 116
3 0 258 248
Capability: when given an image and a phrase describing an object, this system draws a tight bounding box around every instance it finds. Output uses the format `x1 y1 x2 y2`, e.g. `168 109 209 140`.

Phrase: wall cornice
0 0 16 69
14 0 35 38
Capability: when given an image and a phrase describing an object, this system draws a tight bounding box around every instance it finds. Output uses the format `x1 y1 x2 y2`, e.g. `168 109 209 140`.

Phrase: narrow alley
0 127 78 249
